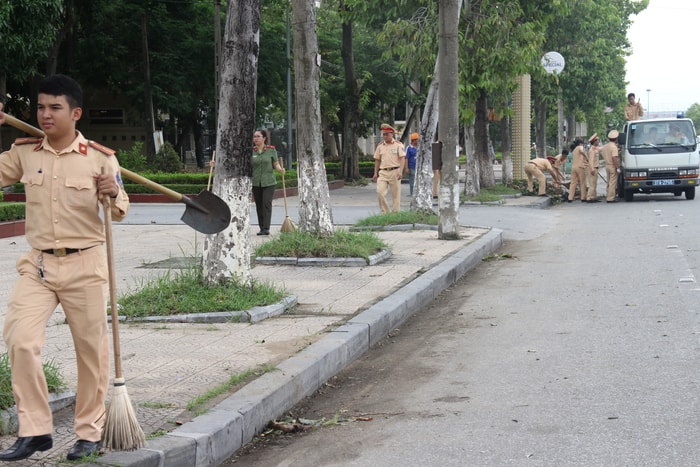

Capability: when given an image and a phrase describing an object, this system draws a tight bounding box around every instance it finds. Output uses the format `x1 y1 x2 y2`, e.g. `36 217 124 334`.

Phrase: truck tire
685 187 695 200
623 190 634 202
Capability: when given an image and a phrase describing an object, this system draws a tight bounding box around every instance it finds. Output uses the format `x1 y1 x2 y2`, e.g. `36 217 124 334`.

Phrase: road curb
94 228 503 466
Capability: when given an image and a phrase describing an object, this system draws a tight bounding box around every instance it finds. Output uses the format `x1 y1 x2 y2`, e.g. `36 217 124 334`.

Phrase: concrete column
512 74 531 180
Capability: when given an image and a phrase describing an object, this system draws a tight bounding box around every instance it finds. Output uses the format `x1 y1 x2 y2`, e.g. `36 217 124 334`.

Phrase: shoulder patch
88 141 116 157
13 137 43 146
266 145 276 149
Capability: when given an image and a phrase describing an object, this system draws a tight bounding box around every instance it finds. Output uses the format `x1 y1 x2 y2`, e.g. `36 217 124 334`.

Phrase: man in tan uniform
624 93 644 121
0 75 129 461
372 123 405 212
601 129 620 202
585 134 601 202
524 157 562 196
567 138 589 202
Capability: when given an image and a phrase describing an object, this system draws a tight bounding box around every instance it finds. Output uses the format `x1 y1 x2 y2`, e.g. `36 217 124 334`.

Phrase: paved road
229 194 700 466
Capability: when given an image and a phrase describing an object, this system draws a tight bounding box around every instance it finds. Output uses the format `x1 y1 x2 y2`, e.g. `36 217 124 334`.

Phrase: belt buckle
53 248 67 257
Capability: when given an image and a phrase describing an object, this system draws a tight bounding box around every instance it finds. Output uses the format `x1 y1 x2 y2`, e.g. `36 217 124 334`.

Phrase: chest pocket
65 177 97 208
19 173 45 205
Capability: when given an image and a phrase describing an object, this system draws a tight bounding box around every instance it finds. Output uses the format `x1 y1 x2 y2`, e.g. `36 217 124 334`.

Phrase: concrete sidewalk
0 184 518 465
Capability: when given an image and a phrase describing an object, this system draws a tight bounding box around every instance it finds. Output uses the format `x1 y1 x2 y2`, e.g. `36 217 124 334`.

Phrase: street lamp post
646 88 651 117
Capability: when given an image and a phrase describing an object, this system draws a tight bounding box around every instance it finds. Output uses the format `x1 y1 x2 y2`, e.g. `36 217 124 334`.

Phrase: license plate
652 179 674 186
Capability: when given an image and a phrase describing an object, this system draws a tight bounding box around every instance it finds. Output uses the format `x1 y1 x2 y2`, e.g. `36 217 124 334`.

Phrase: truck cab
618 118 699 201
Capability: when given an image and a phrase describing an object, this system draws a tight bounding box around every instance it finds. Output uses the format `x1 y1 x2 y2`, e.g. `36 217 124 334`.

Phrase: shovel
3 114 231 234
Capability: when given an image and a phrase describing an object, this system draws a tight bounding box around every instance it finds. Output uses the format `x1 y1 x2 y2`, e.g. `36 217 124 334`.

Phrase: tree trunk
203 0 261 286
411 59 440 213
464 153 480 197
475 89 495 188
437 0 460 239
293 0 334 236
340 2 361 180
463 122 478 196
141 14 156 161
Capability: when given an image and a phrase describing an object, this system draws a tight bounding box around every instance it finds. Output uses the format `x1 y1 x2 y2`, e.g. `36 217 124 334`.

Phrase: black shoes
67 439 101 461
256 229 270 236
0 435 53 461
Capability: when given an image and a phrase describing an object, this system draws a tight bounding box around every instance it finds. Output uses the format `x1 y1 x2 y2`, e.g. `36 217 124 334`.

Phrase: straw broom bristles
102 378 145 451
280 174 296 233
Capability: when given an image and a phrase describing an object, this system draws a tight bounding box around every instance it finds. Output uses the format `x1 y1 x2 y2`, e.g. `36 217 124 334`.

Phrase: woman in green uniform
252 129 285 235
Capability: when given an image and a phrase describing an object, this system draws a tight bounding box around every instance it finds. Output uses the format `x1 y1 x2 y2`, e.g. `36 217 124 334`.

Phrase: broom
100 176 146 451
280 173 296 233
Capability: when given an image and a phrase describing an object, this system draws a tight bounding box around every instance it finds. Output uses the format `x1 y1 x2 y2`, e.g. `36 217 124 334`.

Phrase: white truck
617 117 699 201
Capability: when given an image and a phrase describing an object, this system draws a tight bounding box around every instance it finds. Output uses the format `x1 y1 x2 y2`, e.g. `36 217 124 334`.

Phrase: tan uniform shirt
529 157 561 184
624 102 644 121
588 146 600 169
571 145 589 170
600 141 619 168
373 139 406 169
0 132 129 250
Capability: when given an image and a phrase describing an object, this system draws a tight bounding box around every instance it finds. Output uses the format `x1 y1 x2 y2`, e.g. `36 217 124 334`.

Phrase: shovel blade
180 190 231 234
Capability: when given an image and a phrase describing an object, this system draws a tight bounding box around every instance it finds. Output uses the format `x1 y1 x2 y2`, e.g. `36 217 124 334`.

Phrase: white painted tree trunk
293 0 334 235
203 0 261 286
437 0 461 239
411 60 440 213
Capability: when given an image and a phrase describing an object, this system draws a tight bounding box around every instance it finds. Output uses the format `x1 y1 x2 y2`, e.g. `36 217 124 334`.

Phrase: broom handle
102 170 123 379
281 172 289 216
207 151 215 191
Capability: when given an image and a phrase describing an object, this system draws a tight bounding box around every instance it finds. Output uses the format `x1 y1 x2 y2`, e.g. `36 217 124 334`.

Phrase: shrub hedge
0 203 25 222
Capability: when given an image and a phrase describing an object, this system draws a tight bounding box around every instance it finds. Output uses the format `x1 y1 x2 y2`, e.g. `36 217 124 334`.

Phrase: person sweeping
0 75 130 461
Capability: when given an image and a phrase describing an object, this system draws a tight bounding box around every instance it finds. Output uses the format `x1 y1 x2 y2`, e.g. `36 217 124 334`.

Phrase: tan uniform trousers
376 168 402 212
568 167 588 201
524 162 547 195
586 168 598 200
4 246 109 441
605 164 619 201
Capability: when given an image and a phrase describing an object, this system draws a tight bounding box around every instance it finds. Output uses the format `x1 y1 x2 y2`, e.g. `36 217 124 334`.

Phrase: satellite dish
541 51 565 75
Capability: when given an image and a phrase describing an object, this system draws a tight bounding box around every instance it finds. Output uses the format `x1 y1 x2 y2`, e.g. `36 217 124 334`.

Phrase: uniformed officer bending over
0 74 129 461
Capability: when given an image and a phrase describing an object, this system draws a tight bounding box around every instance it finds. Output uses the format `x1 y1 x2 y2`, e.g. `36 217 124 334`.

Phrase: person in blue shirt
404 132 419 196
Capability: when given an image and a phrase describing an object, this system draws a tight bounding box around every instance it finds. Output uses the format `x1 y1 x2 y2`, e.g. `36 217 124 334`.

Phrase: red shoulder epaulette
266 145 276 149
88 141 116 157
13 137 42 146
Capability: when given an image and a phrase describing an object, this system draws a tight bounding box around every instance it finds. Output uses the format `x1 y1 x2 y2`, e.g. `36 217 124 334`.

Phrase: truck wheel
685 187 695 200
623 190 634 202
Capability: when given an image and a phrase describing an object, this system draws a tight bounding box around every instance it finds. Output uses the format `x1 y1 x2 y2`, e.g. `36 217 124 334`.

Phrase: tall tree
203 0 261 286
437 0 461 239
293 0 335 235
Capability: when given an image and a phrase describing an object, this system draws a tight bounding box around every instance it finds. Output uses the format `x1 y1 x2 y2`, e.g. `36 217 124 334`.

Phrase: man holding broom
0 74 129 461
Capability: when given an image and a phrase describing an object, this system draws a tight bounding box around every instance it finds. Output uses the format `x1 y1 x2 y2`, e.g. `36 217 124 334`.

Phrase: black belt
41 246 97 257
380 166 400 171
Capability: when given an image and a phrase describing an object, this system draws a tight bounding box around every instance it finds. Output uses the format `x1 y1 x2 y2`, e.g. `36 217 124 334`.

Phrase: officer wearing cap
0 74 129 461
601 130 620 202
567 138 589 202
372 124 406 212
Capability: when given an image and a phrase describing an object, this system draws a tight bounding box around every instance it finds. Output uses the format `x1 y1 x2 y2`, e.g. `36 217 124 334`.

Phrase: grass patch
354 210 437 227
0 353 68 411
118 266 285 319
186 364 275 415
463 183 520 203
254 229 387 260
